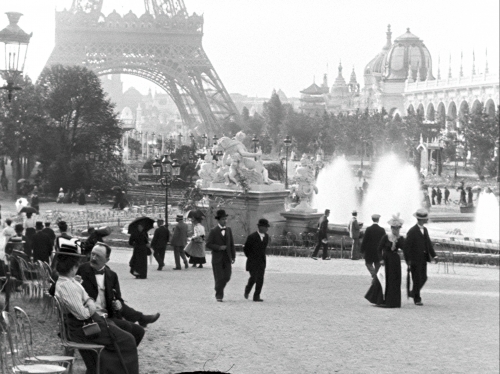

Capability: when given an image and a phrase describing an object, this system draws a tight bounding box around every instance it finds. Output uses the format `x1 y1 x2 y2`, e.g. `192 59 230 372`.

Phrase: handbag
82 320 101 339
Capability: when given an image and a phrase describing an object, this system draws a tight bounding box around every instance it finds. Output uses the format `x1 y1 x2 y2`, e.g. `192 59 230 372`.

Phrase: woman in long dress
365 214 405 308
184 216 206 268
129 223 150 279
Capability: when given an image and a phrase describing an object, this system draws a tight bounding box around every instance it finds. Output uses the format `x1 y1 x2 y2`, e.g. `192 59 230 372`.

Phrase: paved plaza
91 249 499 374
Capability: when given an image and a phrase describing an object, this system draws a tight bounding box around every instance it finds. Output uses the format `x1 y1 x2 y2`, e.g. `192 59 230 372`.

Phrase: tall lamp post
202 134 208 148
0 12 32 102
153 155 180 224
454 138 462 180
190 133 195 149
284 135 292 189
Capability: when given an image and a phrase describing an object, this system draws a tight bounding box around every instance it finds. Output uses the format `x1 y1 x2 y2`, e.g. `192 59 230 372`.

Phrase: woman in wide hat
184 211 206 268
365 213 405 308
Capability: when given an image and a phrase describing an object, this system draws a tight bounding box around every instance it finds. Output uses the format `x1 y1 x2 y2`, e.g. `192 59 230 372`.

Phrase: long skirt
184 241 206 264
129 244 148 279
67 318 139 374
365 251 402 308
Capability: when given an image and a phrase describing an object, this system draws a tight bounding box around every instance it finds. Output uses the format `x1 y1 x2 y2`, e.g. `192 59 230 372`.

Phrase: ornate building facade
300 25 499 118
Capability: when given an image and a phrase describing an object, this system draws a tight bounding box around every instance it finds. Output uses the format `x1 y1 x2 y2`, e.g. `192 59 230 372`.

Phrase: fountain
474 190 500 241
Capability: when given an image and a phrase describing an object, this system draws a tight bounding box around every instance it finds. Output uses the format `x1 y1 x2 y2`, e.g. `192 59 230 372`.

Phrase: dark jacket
244 231 268 272
32 231 53 263
360 223 386 262
151 225 170 250
317 215 329 240
41 227 56 247
76 262 123 319
170 221 188 247
206 225 235 264
403 224 436 264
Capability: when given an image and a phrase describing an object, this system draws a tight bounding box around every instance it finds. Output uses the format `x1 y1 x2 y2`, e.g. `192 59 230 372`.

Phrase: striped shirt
55 276 94 320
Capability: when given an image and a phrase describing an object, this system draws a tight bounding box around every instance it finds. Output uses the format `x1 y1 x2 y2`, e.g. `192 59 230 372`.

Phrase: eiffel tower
45 0 241 134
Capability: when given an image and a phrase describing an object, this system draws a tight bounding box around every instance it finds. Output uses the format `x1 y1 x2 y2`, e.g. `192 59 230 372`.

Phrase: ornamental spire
437 55 441 80
459 51 463 77
385 24 392 49
448 54 452 79
472 50 476 75
485 48 489 74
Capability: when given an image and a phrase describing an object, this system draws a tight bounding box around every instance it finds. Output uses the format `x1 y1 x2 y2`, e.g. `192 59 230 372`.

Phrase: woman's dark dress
129 231 149 279
365 235 405 308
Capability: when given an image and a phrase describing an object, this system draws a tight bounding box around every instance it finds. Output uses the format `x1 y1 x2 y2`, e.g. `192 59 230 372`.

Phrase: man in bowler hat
151 219 169 270
360 214 386 278
403 209 437 306
244 219 270 302
206 210 235 302
170 215 189 270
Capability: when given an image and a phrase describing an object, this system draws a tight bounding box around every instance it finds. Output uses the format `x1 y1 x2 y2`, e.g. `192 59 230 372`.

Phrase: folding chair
52 297 104 374
1 311 67 374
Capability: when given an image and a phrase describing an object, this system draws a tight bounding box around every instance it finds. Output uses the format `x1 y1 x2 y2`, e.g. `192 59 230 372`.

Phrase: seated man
76 243 160 344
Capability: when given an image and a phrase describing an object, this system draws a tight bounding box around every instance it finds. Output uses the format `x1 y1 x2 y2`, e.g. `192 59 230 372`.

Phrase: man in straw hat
243 218 270 302
403 209 437 306
170 214 189 270
206 209 235 302
360 214 386 279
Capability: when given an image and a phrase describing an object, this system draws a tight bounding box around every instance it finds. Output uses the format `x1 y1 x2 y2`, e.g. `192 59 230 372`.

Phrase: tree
262 92 285 152
463 104 499 178
0 77 48 198
241 106 250 123
37 65 128 192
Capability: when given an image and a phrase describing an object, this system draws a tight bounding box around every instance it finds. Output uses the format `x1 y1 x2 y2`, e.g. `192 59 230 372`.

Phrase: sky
2 0 499 98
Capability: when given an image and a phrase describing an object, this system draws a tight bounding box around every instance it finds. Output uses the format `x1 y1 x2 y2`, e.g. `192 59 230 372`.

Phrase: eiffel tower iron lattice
45 0 241 134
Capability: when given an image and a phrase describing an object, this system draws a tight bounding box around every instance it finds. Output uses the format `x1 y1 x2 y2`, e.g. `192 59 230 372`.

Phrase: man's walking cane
102 315 129 374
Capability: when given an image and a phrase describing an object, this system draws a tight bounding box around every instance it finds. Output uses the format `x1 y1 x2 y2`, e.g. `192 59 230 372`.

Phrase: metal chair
1 311 67 374
52 297 104 374
13 307 76 373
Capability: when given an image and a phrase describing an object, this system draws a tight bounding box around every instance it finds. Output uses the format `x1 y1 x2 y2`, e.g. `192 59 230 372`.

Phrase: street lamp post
202 134 208 148
284 135 292 189
0 12 32 102
454 138 462 180
153 155 180 224
252 134 259 161
190 133 195 149
213 134 218 147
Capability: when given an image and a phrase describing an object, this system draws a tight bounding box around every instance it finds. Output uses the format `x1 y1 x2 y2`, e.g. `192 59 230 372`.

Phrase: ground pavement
97 249 499 374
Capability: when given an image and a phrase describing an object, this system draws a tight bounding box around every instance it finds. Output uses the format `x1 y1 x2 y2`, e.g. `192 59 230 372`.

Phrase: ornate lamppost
153 155 180 223
190 133 195 149
202 133 208 148
0 12 32 102
454 137 463 180
252 134 259 153
284 135 292 189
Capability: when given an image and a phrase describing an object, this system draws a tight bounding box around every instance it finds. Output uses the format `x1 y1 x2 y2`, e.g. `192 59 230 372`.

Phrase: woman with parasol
184 210 206 268
53 243 139 374
128 217 154 279
365 214 405 308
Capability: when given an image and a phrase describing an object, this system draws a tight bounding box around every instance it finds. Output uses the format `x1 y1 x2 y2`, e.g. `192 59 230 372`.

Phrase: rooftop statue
289 154 318 212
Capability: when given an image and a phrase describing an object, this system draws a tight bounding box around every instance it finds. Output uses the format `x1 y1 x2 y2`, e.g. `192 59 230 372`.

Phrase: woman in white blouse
54 247 139 374
184 215 206 268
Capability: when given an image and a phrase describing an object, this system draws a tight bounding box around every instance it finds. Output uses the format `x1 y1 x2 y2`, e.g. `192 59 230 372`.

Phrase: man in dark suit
360 214 386 278
55 221 72 251
403 209 437 306
32 221 53 263
244 219 270 302
206 210 235 302
151 219 170 270
170 215 189 270
310 209 330 260
41 221 56 248
348 210 362 260
77 243 160 345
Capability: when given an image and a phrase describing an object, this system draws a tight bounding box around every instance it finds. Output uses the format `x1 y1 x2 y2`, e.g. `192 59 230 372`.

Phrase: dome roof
385 28 434 81
364 24 392 76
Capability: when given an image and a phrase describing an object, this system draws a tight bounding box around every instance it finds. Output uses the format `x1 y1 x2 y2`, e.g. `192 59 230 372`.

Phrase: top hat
371 214 381 221
257 218 270 227
215 209 229 220
176 215 184 221
413 209 429 220
35 221 44 230
352 210 358 215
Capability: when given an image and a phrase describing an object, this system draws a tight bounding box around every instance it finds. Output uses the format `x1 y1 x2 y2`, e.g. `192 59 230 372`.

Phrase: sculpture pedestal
201 186 289 244
280 211 323 236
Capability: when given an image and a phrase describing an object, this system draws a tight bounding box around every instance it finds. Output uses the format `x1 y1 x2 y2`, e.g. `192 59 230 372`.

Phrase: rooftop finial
385 24 392 48
407 27 410 33
459 51 464 77
338 60 343 76
485 48 489 74
472 49 476 75
437 55 441 80
448 54 452 79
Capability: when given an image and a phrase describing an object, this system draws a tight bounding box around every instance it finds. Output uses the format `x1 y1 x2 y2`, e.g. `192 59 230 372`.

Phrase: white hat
59 187 64 192
413 209 429 220
387 213 404 227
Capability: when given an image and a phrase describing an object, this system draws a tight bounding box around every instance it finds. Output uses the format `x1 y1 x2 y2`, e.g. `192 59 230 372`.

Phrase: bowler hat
352 210 358 215
257 218 270 227
215 209 228 220
35 221 44 230
413 208 429 220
